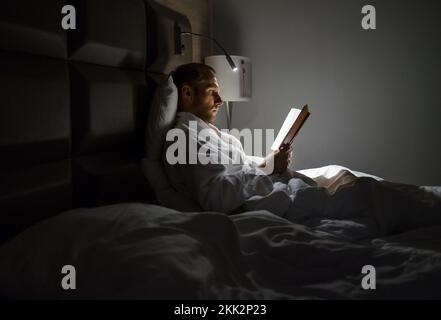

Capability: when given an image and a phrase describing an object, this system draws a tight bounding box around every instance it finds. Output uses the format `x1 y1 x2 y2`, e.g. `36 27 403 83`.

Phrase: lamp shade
205 55 252 102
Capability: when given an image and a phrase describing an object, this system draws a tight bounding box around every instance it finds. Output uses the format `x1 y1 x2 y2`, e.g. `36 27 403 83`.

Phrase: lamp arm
181 32 237 71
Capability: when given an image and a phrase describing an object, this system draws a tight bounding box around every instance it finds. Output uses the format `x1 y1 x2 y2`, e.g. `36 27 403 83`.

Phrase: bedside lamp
205 55 252 130
175 26 238 72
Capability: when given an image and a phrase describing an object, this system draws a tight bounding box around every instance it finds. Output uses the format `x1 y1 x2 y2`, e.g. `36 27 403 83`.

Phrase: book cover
271 105 310 151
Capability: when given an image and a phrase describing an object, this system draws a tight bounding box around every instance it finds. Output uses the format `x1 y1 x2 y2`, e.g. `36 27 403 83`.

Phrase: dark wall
213 0 441 185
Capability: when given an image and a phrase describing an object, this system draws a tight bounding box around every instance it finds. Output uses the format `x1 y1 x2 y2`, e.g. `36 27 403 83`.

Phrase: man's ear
181 85 194 103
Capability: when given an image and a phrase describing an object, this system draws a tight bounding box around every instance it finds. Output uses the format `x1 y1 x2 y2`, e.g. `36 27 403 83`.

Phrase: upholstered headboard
0 0 193 243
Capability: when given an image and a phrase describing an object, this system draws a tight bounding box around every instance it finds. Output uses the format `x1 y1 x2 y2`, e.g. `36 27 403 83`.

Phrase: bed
1 0 440 300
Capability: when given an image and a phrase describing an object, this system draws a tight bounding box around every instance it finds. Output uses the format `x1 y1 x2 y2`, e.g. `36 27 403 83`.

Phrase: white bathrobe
163 112 312 214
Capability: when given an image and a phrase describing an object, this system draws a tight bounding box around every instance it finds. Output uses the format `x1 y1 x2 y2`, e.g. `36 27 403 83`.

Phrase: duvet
0 166 440 299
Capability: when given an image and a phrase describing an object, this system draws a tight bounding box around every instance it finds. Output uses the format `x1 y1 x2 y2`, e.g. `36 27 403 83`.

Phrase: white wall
213 0 441 185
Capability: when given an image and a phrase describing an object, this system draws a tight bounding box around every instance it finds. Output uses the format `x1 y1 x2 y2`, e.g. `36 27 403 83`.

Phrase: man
163 63 315 214
162 63 441 235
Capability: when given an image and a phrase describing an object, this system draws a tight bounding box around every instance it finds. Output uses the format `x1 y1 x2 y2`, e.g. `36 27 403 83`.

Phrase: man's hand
273 143 293 174
259 143 293 175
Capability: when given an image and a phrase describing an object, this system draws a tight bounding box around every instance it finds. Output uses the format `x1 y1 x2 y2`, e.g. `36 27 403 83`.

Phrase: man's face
191 77 223 124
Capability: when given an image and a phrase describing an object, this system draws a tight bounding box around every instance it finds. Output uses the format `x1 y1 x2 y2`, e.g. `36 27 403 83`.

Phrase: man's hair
171 63 216 93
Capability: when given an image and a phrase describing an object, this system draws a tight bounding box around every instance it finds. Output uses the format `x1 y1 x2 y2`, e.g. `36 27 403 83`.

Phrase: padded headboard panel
0 0 193 243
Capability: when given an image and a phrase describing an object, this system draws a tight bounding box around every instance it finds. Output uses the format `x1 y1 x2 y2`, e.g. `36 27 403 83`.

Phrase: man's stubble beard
194 99 217 124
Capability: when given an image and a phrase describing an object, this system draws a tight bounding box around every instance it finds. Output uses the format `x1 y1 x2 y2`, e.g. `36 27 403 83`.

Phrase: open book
271 105 310 151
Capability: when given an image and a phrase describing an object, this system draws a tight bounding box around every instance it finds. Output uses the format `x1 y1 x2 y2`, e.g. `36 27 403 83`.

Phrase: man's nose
215 93 223 105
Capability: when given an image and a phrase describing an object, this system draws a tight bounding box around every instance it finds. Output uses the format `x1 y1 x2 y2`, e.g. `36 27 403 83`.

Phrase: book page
271 108 301 151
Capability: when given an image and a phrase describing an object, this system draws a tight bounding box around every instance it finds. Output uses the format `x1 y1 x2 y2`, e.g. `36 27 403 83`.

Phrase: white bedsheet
1 186 440 299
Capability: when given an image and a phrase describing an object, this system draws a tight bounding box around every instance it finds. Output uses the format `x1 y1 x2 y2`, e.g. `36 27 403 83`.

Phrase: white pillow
141 158 201 212
142 76 202 212
145 75 178 161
